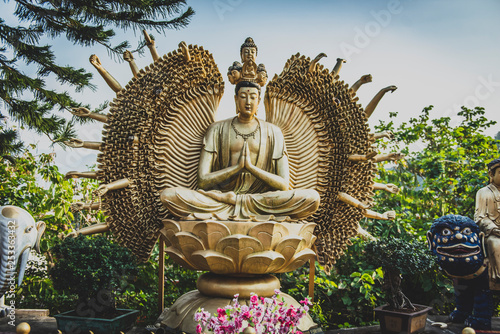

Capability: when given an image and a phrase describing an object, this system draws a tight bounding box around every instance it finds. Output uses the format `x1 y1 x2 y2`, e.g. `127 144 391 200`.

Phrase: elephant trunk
17 247 30 287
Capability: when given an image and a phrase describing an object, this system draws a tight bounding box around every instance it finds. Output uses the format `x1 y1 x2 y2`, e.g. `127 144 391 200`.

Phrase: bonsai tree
50 235 138 318
365 237 434 310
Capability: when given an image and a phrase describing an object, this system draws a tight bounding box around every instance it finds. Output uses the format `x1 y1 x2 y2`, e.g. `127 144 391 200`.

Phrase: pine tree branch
0 0 194 154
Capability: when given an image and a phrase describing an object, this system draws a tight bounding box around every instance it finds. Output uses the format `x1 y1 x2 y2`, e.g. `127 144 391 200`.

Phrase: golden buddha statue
67 35 403 271
160 80 320 221
63 33 407 334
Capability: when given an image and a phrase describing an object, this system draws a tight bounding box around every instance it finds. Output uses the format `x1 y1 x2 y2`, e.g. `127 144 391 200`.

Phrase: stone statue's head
234 81 261 118
235 81 261 96
487 158 500 184
227 61 243 85
240 37 257 63
427 214 486 278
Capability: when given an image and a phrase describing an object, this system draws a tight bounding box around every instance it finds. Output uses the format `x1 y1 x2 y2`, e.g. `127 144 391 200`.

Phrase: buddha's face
235 87 260 119
241 47 257 63
490 168 500 186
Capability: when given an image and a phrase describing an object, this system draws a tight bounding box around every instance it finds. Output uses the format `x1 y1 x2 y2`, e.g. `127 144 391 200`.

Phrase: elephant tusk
35 221 46 253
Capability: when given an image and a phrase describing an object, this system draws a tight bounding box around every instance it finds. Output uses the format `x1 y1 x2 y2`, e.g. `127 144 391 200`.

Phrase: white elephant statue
0 206 45 316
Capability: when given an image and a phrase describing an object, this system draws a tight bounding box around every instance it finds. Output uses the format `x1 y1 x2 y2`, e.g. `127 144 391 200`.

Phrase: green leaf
341 295 352 306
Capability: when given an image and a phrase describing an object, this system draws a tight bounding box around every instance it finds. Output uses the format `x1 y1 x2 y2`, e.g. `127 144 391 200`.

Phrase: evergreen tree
0 0 194 154
0 120 22 161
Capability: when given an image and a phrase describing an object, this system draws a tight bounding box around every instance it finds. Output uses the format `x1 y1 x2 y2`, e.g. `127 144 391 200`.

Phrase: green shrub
280 239 384 330
50 235 138 318
115 242 200 326
16 251 77 314
364 237 434 310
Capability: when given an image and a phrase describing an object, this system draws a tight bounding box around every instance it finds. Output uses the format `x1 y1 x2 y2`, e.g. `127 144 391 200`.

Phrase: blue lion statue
427 214 492 330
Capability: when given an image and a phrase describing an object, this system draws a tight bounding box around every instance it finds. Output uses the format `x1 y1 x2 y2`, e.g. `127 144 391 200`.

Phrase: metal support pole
158 236 165 314
308 244 316 302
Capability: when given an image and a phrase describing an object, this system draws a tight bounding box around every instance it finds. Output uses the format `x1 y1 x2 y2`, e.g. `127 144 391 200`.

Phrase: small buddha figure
241 38 257 63
475 158 500 284
256 64 268 87
160 81 320 221
228 37 267 87
227 61 242 85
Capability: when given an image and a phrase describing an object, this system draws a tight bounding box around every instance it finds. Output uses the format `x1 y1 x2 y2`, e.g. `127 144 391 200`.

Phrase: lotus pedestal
158 219 318 333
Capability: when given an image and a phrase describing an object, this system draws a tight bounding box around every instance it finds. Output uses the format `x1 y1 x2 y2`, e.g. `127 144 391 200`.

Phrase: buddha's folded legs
160 187 320 221
235 189 320 221
160 187 234 219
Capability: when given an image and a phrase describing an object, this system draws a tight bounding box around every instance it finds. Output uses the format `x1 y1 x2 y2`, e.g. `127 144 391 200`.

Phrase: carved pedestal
158 220 318 333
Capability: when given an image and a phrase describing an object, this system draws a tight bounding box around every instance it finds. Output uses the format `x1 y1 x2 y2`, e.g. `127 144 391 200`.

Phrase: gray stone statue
0 206 45 316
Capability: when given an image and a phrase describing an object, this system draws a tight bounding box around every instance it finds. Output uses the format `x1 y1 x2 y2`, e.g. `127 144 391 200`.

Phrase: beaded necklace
231 116 260 141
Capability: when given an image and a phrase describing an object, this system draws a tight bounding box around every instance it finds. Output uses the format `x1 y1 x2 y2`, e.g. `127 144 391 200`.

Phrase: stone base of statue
157 219 319 333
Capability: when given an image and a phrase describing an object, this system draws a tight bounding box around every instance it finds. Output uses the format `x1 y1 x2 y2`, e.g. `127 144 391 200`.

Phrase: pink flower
299 297 311 306
241 311 251 320
194 292 310 334
194 312 202 322
217 310 226 322
234 317 243 329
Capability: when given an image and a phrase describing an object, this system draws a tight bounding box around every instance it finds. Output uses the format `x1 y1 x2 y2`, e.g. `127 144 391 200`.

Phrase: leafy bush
370 106 499 235
401 264 454 314
16 251 77 314
115 242 200 326
364 237 434 310
50 235 138 318
0 148 104 253
280 239 384 330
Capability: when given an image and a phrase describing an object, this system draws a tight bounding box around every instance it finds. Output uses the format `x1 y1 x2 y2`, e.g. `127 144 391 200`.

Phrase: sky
10 0 500 173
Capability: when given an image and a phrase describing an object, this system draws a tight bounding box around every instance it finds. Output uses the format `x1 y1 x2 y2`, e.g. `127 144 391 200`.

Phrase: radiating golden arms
65 171 98 180
351 74 373 94
93 43 224 261
332 58 346 78
348 152 405 162
70 202 101 212
372 130 394 140
64 138 102 151
364 85 398 118
70 107 108 123
123 51 139 78
143 29 160 61
373 182 400 194
264 52 386 271
308 53 327 73
89 54 122 93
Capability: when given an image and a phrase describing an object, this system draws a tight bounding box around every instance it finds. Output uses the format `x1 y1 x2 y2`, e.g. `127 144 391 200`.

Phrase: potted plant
365 237 434 334
50 235 139 334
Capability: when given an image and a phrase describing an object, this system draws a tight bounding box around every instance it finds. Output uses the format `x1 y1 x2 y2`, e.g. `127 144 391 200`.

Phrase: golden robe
161 118 320 221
